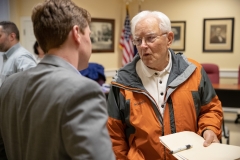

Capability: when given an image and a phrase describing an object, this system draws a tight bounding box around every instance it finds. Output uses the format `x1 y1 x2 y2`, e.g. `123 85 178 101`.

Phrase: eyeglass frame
132 32 168 46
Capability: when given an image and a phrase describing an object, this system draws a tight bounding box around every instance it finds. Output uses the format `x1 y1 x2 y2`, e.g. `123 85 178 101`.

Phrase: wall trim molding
105 69 117 78
105 68 238 78
220 69 238 78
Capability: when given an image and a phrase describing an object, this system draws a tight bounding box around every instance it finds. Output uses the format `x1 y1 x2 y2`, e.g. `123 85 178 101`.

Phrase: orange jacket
107 50 223 160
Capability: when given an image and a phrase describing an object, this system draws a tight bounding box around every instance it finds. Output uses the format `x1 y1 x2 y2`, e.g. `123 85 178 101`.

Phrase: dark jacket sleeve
197 67 223 139
0 133 8 160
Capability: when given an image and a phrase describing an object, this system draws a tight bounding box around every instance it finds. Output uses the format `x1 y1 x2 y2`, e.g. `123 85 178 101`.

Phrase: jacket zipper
111 84 169 160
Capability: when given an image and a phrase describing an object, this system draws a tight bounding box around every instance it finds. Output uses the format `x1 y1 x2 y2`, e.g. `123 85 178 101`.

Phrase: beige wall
9 0 240 84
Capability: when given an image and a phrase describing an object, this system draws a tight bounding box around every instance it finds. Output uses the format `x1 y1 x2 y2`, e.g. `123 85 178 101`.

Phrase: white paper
159 131 240 160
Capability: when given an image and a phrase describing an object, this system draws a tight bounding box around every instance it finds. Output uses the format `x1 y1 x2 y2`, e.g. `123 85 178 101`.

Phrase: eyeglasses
132 33 167 46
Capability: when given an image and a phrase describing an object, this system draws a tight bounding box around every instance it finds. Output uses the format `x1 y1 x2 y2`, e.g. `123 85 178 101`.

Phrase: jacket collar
4 43 21 59
39 54 80 74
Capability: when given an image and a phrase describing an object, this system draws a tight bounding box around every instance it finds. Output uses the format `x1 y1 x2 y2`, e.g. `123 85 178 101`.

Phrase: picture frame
171 21 186 51
203 18 234 52
90 18 115 53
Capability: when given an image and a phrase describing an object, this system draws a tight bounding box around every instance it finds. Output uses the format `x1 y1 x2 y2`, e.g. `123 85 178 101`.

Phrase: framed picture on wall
203 18 234 52
171 21 186 51
90 18 115 53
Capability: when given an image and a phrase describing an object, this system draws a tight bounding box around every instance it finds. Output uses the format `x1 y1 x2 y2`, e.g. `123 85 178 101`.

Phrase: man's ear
72 25 81 44
9 33 16 41
167 31 174 47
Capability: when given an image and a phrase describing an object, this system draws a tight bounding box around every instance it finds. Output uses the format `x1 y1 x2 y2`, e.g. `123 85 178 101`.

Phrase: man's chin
142 60 154 68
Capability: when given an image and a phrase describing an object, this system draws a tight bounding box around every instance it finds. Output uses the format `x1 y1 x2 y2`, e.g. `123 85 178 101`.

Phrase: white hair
131 11 171 34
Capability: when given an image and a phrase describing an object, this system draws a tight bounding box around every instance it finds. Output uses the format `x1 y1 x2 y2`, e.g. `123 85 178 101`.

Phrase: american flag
119 6 134 66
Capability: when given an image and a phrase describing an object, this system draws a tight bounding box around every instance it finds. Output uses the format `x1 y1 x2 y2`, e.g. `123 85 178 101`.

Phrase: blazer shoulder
56 70 101 90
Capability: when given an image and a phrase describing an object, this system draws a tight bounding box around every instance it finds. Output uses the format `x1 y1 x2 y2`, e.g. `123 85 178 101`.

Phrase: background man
33 41 45 63
0 0 115 159
0 21 37 86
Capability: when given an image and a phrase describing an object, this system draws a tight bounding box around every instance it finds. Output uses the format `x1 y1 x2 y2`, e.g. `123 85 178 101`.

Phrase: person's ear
167 31 174 47
72 25 81 44
8 33 16 41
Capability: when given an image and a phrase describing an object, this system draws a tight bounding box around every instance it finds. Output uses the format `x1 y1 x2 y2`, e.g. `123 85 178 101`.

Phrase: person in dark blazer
0 0 115 160
210 27 226 43
33 41 45 63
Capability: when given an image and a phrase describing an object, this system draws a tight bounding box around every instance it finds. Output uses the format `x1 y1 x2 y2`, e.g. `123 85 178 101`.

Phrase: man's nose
140 38 148 47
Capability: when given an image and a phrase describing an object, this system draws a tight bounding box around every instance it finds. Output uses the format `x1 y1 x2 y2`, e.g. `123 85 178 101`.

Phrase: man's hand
203 129 220 147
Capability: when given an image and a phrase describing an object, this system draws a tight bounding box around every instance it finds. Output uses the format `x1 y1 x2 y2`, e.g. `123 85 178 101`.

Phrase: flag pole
138 0 144 12
124 0 132 5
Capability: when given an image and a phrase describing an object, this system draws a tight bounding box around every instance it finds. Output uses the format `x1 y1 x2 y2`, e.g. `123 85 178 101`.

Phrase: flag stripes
119 6 134 66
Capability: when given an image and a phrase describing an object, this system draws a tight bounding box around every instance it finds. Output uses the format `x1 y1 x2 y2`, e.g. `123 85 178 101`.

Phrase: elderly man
107 11 223 160
0 21 37 86
0 0 115 159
